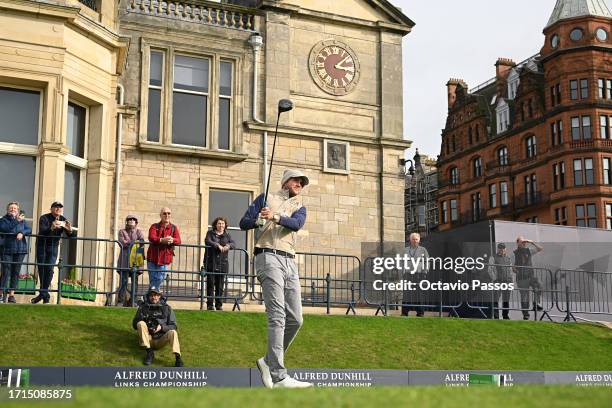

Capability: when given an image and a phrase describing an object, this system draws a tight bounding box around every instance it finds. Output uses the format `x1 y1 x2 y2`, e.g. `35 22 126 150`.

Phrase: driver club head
278 99 294 113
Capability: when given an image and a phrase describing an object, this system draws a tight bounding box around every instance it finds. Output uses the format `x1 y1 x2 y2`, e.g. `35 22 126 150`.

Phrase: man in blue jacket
32 201 77 304
240 169 313 389
0 201 32 303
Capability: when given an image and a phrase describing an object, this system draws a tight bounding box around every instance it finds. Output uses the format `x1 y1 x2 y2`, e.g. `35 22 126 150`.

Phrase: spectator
492 243 513 320
513 236 544 320
146 207 181 290
132 286 183 367
117 215 145 306
32 201 76 304
0 202 32 303
204 217 236 311
402 232 430 317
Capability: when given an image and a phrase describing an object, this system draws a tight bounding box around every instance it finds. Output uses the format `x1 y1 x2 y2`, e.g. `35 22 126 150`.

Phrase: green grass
1 386 611 408
0 305 611 370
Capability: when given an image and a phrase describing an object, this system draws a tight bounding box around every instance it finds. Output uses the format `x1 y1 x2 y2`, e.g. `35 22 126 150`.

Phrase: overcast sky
393 0 610 161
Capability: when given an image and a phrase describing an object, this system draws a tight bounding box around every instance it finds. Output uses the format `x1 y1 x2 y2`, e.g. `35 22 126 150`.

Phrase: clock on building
308 39 360 96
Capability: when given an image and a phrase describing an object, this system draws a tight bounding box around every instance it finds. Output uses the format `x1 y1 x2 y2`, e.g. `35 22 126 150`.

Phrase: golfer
239 169 313 389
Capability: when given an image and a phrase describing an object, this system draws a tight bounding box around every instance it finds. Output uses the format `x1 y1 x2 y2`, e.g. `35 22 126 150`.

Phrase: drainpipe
248 33 266 190
111 84 124 305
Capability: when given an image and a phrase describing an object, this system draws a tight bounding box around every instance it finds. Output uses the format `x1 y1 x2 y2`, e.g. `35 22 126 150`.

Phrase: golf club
256 99 294 227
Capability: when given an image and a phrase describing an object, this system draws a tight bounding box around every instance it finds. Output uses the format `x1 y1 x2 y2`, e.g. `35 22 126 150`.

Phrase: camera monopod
257 99 293 226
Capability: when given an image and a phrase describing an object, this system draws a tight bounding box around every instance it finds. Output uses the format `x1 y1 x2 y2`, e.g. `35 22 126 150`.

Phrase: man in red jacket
147 207 181 290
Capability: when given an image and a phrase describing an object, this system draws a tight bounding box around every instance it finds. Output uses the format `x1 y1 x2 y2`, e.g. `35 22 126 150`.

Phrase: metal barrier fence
466 264 555 321
0 234 121 304
249 252 361 314
2 232 612 319
361 256 463 317
555 268 612 316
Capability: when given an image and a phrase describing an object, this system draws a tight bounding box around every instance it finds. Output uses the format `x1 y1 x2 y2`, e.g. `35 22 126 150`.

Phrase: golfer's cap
281 169 309 187
51 201 64 208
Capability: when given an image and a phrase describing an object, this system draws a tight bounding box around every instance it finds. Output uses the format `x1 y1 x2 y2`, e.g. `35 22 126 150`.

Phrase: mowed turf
1 386 611 408
0 305 611 370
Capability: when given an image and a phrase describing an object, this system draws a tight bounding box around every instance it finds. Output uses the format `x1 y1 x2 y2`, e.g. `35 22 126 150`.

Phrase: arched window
450 167 459 185
472 157 482 177
497 146 509 166
525 135 537 158
468 127 473 144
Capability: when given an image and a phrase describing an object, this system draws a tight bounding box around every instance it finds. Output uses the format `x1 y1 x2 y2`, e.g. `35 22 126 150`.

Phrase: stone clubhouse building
0 0 413 268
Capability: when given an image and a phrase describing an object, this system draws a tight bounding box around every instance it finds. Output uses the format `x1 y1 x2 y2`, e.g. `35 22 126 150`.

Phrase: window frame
139 42 242 156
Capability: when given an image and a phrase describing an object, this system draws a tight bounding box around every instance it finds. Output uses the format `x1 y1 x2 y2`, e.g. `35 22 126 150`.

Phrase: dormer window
550 34 559 48
570 28 584 41
507 69 520 100
496 99 510 134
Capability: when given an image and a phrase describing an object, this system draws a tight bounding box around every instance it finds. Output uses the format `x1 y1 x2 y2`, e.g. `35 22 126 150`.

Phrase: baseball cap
51 201 64 208
148 286 163 295
125 214 138 223
497 243 506 249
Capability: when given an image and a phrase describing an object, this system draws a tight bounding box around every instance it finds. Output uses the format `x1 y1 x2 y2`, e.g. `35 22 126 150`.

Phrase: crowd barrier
1 233 611 319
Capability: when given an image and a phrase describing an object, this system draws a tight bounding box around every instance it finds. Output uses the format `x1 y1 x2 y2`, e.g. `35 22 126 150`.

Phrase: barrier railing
466 264 555 321
249 252 361 314
361 257 463 317
555 268 612 316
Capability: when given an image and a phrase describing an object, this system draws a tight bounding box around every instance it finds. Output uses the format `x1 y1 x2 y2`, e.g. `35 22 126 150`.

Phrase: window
0 155 37 217
147 51 163 142
60 164 82 274
551 120 563 146
585 158 594 185
576 204 586 227
0 87 40 146
67 102 86 158
496 102 510 134
601 115 612 139
468 127 473 145
528 99 534 118
500 181 509 207
471 192 482 222
573 159 583 186
489 184 497 208
144 48 236 151
452 135 456 152
570 28 584 41
574 158 593 186
525 216 538 223
525 135 537 158
520 102 525 122
450 199 458 222
208 189 250 251
218 61 233 150
497 146 509 166
582 116 592 139
604 158 611 185
450 167 459 185
441 201 448 224
580 79 589 99
599 79 606 99
417 205 426 226
553 162 565 190
173 55 209 147
475 125 480 141
606 203 612 229
473 157 482 178
571 116 592 140
554 207 568 225
587 204 597 228
524 174 537 205
570 80 578 100
550 83 561 107
0 86 41 217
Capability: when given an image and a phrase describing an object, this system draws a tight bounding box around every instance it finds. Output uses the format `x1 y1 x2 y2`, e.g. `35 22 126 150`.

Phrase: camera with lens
143 303 163 336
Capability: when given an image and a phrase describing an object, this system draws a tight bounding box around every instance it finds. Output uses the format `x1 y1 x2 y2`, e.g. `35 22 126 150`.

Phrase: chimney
495 58 516 96
446 78 468 110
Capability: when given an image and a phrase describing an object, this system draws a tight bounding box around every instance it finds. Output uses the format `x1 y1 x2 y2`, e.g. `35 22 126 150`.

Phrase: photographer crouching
132 286 184 367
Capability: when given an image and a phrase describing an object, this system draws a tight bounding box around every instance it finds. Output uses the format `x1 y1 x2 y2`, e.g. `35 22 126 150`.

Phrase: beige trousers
136 321 181 354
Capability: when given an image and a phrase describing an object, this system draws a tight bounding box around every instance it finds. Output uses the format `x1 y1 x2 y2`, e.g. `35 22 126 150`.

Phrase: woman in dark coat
0 201 32 303
204 217 235 311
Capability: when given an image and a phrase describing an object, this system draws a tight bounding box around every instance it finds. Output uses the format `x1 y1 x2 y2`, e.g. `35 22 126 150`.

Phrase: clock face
309 39 360 96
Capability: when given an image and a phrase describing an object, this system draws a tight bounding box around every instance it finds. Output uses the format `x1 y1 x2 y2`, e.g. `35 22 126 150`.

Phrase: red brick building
437 0 612 231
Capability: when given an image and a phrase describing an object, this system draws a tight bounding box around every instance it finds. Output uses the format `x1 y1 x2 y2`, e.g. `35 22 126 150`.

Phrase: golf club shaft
263 110 282 207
